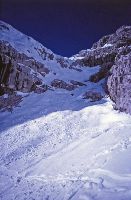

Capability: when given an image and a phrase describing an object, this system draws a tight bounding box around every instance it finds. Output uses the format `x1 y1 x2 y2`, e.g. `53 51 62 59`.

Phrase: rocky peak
92 25 131 50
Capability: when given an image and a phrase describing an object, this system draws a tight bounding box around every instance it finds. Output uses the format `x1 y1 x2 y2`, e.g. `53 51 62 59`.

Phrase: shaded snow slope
0 87 131 200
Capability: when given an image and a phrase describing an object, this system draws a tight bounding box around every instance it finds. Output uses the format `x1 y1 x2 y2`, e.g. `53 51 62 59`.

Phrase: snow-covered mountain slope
0 20 91 96
0 20 56 63
0 21 131 200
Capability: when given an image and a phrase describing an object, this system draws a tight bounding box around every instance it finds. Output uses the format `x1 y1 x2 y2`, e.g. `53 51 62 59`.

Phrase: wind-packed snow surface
1 20 131 200
0 86 131 200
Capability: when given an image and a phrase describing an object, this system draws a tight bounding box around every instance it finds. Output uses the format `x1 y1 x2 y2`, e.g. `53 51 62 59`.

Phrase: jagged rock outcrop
72 25 131 69
77 43 131 68
89 62 113 83
92 25 131 49
83 91 103 102
107 52 131 114
0 94 23 112
70 80 86 86
0 41 49 94
87 45 131 88
51 79 86 91
71 25 131 114
51 79 77 91
81 45 117 67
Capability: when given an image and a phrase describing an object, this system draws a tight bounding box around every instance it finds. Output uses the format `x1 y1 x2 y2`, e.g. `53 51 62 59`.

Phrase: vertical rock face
107 53 131 114
0 41 49 93
70 25 131 114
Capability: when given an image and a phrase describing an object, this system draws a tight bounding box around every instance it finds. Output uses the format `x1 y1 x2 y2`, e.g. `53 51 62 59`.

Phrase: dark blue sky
0 0 131 56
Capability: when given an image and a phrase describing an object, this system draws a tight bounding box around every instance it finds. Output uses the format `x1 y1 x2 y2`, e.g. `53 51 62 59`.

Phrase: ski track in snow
0 86 131 200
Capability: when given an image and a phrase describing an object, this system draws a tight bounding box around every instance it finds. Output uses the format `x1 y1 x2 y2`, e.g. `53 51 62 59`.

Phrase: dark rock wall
0 41 49 94
108 53 131 114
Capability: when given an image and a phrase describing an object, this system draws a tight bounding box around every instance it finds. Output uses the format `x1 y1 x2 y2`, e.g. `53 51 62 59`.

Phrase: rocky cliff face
107 52 131 114
73 26 131 68
0 41 50 94
92 25 131 49
0 21 131 114
72 25 131 114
